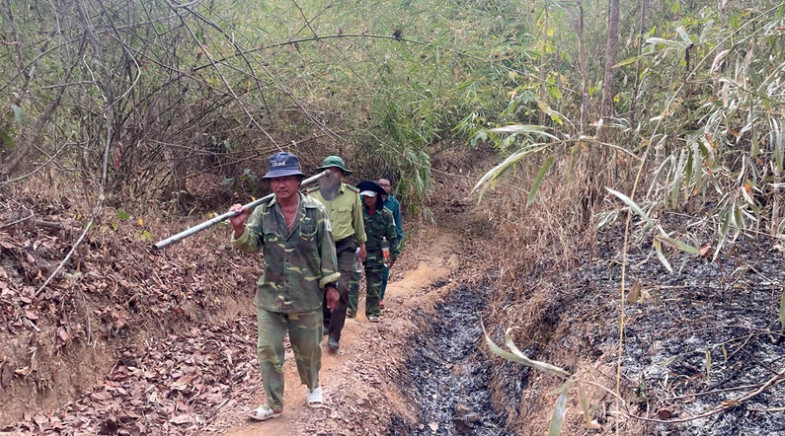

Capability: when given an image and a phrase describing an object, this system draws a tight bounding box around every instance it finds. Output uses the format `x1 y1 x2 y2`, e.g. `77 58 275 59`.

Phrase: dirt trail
219 227 461 435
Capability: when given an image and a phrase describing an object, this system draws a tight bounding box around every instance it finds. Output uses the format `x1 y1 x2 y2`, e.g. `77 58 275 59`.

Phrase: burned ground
390 283 515 436
483 212 785 435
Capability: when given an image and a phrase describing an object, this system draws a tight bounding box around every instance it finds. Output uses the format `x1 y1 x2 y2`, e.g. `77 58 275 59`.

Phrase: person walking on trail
356 180 399 322
307 155 366 351
377 177 403 310
228 152 340 421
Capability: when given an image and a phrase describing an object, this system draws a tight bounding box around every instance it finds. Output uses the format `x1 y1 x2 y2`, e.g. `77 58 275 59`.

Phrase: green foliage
0 130 13 149
1 0 782 245
135 229 152 242
473 1 785 268
0 0 547 212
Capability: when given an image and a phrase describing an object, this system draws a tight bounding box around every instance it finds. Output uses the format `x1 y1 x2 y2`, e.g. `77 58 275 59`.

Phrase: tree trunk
598 0 621 143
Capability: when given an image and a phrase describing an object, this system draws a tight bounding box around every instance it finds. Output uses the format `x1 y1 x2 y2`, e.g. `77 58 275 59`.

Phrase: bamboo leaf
658 235 700 255
773 118 783 173
503 328 570 377
526 156 555 209
719 204 731 237
481 322 570 378
547 387 569 436
11 104 26 124
537 100 569 126
653 239 673 273
670 149 687 207
473 145 549 195
606 188 655 227
488 124 559 141
578 385 592 426
676 26 692 45
613 52 653 69
646 37 688 49
711 49 732 72
690 141 703 191
705 349 712 380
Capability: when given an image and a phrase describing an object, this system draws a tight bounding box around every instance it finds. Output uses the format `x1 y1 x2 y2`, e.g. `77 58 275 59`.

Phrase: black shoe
327 337 339 352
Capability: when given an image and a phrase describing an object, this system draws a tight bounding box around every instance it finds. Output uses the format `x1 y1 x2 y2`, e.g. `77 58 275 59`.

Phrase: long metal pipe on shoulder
153 170 330 249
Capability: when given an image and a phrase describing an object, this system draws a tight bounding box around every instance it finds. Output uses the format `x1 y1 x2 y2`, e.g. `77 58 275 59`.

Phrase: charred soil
479 212 785 435
389 282 516 436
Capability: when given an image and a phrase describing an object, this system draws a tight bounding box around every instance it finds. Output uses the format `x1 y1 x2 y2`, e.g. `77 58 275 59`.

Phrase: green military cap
316 155 352 175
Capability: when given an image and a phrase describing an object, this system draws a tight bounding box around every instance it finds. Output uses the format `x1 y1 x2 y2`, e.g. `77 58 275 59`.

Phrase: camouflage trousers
323 238 359 342
349 267 384 316
257 307 323 410
380 265 390 301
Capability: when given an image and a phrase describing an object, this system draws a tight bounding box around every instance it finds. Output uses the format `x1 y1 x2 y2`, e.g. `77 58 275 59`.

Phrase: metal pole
153 170 330 249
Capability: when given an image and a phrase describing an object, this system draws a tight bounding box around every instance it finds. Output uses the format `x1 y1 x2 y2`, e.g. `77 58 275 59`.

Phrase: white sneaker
306 386 323 408
248 405 283 421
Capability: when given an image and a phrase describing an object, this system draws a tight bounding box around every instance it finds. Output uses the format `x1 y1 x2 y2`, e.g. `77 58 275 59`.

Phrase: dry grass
477 158 595 280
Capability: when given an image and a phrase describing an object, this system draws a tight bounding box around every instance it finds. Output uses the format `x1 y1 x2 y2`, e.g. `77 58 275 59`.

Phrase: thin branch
185 5 348 145
36 0 119 297
631 369 785 424
35 219 93 297
0 212 35 230
191 33 579 95
291 0 319 41
167 4 282 150
0 136 75 187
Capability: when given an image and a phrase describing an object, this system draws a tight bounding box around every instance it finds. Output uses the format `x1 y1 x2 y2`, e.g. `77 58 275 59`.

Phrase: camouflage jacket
362 204 399 270
231 193 340 313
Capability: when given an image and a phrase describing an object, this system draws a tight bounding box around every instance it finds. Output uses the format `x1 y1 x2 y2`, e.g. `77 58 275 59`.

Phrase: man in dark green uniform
378 177 403 309
307 155 366 351
228 152 340 421
356 181 399 322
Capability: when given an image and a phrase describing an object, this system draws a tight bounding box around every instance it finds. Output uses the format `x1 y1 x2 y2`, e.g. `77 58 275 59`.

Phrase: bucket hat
316 155 352 175
357 180 386 197
262 152 305 179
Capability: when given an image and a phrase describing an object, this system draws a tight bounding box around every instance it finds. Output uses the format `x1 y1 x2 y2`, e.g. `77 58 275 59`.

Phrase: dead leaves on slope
5 321 259 435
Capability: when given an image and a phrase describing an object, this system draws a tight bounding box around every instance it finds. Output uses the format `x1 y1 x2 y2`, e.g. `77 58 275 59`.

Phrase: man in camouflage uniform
307 155 366 351
356 181 399 322
229 152 340 421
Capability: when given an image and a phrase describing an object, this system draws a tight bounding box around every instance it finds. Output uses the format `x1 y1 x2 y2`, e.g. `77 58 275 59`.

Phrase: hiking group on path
227 152 404 422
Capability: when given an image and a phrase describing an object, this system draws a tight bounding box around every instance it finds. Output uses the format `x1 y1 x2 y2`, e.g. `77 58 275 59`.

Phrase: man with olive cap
355 180 399 321
228 152 340 421
307 155 367 351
